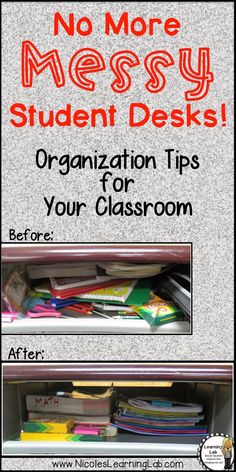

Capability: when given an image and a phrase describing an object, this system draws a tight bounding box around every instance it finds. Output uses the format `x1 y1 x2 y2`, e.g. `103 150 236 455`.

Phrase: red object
66 304 93 314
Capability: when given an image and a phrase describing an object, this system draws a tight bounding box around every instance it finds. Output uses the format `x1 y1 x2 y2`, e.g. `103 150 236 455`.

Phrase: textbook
20 432 104 442
22 417 74 433
26 395 111 415
27 263 97 279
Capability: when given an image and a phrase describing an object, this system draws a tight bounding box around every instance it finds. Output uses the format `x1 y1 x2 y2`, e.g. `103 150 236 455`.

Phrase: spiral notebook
78 280 137 303
70 278 153 306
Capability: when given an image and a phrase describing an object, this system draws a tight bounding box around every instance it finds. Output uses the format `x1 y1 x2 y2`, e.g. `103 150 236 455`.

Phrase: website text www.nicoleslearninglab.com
51 458 184 470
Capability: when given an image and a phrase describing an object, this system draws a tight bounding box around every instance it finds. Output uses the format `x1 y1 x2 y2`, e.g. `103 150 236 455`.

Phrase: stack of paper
113 397 207 436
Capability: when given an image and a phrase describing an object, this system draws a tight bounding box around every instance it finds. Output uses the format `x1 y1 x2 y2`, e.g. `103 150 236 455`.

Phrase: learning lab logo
198 433 234 470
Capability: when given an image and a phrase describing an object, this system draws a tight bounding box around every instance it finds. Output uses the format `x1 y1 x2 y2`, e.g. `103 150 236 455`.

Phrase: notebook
78 280 137 303
73 278 153 306
49 279 126 299
50 276 119 291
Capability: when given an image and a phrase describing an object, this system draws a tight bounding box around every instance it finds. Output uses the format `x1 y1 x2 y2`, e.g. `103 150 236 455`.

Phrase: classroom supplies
104 425 118 437
75 278 152 306
113 397 207 436
112 422 208 436
160 268 191 317
26 311 62 319
2 311 19 323
73 426 100 435
26 304 62 318
92 303 134 312
70 387 113 399
27 290 52 300
23 390 112 442
134 292 182 326
20 432 104 442
127 398 203 414
3 270 29 311
92 303 142 320
22 417 74 433
2 260 190 330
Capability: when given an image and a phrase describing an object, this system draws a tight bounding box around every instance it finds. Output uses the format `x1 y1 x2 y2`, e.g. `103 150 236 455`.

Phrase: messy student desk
2 244 191 335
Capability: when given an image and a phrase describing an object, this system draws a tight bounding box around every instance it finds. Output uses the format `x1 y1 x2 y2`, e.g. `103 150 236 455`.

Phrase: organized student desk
2 244 191 334
2 363 233 456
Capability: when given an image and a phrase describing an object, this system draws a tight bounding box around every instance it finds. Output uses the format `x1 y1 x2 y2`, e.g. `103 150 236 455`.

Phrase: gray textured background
1 2 234 470
1 457 203 470
2 1 234 359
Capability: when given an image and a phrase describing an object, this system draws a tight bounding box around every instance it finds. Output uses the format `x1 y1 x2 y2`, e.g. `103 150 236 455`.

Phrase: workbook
127 398 203 414
113 397 207 436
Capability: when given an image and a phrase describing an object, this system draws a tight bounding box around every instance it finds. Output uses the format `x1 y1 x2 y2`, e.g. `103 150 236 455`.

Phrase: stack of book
19 262 183 326
20 389 114 442
156 265 191 318
113 397 208 436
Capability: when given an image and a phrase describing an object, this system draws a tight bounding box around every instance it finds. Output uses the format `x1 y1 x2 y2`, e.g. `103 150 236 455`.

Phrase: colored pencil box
22 417 74 433
20 432 104 441
135 295 182 326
